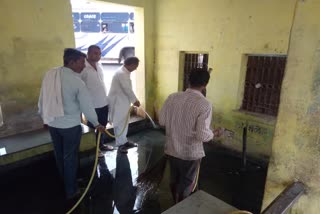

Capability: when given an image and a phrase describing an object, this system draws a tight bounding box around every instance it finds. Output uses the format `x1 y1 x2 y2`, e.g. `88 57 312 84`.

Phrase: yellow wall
154 0 320 212
0 0 75 137
154 0 295 159
0 0 155 137
263 1 320 213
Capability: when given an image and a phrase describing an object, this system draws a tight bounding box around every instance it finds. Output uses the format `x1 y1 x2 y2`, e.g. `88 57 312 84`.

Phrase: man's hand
213 127 224 138
133 100 140 107
95 124 105 133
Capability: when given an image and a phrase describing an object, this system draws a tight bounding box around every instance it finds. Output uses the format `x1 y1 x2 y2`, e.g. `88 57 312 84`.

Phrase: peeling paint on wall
0 0 74 138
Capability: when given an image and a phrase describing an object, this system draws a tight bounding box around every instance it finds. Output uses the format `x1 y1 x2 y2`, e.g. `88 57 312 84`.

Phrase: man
159 68 222 203
38 48 105 200
108 57 140 153
81 45 113 152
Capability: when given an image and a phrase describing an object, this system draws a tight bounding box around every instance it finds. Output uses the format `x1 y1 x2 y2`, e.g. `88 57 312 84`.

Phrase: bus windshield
72 8 135 63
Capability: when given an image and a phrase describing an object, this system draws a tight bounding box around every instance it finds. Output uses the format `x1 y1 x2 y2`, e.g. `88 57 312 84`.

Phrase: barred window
241 55 286 116
183 53 209 94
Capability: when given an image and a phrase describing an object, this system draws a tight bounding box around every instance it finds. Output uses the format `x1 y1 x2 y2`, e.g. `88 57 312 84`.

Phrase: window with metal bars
241 55 286 116
183 53 209 95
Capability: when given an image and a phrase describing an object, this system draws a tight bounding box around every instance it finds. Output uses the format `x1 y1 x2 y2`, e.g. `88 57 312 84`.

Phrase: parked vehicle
72 6 135 63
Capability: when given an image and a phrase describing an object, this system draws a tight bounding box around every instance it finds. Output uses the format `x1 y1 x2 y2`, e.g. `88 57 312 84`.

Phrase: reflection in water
88 156 115 214
114 152 136 213
1 129 267 214
88 151 138 214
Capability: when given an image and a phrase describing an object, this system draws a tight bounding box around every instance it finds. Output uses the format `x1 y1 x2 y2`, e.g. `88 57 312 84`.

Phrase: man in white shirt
108 57 140 153
159 69 223 203
81 45 113 151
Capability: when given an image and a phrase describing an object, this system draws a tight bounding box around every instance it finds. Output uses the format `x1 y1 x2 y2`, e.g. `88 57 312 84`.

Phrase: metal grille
183 53 209 92
241 55 286 116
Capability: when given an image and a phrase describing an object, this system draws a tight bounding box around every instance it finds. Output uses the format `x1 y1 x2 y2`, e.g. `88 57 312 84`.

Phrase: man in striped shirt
159 68 222 203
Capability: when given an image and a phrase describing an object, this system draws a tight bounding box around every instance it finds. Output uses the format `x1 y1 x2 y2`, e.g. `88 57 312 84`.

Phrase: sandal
100 144 114 151
118 145 128 154
124 141 138 148
98 151 104 158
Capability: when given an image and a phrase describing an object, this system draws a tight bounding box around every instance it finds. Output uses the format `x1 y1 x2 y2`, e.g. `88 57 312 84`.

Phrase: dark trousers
48 125 82 199
87 105 109 147
168 155 201 203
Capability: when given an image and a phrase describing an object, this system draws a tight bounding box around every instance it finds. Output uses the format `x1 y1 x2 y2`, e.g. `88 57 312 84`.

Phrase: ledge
231 109 277 126
0 116 148 170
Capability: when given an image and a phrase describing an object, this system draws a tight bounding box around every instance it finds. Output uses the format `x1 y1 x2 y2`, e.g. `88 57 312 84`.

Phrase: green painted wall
0 0 75 137
153 0 295 159
263 1 320 213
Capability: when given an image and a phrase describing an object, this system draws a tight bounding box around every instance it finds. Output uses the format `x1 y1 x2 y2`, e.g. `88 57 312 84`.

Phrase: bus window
106 22 128 33
101 12 129 22
101 23 108 33
72 13 80 32
73 10 135 63
129 22 134 33
80 12 100 32
81 21 100 32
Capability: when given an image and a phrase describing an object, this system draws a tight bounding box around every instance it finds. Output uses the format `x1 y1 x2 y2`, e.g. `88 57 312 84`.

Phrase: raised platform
0 116 148 171
162 190 238 214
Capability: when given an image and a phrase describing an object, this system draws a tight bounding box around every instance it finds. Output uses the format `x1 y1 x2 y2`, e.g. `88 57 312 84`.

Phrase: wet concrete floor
0 128 267 214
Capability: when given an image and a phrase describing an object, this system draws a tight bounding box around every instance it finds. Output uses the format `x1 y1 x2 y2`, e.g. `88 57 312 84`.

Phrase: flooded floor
0 128 267 214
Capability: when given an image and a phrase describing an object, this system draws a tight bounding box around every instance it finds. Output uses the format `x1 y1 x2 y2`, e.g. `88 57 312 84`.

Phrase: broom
136 127 225 195
136 155 168 195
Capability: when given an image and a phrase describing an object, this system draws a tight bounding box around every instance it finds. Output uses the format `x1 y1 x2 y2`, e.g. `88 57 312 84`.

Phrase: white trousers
113 120 128 146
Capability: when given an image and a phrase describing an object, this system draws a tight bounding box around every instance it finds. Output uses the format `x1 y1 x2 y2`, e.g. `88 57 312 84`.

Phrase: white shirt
39 67 99 128
108 66 138 124
81 59 108 108
159 89 214 160
38 67 64 124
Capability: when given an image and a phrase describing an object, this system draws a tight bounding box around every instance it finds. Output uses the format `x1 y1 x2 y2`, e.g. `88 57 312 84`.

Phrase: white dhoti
109 95 131 146
108 66 138 146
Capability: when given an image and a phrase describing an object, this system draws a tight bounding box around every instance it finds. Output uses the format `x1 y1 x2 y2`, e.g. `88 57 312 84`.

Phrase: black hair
124 56 139 65
88 45 101 53
63 48 86 66
189 68 210 87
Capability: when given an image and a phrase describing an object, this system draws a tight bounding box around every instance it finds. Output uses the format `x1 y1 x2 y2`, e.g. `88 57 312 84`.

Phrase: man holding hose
38 48 105 201
108 57 141 153
159 68 223 203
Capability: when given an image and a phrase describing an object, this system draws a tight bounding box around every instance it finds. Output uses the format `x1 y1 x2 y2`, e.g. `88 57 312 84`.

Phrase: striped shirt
159 89 214 160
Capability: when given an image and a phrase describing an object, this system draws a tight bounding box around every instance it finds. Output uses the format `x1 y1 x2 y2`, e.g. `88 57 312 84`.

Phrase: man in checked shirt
159 68 223 203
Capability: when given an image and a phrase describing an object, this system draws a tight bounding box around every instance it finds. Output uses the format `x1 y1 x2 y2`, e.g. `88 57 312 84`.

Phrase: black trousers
87 105 109 147
168 155 201 203
48 125 82 198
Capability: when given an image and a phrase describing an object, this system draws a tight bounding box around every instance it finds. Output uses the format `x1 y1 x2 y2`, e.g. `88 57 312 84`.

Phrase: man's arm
80 68 88 83
37 84 48 129
195 104 214 142
118 73 139 104
77 81 99 127
97 64 108 94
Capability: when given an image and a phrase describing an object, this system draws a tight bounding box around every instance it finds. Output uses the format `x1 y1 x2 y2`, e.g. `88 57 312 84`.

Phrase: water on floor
0 128 267 214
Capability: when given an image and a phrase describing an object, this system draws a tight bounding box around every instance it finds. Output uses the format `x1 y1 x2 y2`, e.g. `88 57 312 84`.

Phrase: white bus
72 4 135 63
